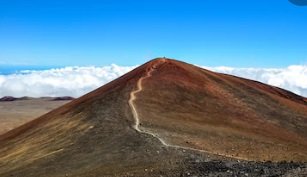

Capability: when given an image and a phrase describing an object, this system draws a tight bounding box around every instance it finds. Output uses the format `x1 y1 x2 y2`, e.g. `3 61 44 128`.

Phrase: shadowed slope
0 58 306 177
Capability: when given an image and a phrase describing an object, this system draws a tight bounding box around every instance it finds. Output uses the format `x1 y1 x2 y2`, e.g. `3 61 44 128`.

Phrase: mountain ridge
0 58 306 176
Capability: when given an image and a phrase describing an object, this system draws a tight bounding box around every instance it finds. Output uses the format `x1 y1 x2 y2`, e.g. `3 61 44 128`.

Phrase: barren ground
0 99 70 135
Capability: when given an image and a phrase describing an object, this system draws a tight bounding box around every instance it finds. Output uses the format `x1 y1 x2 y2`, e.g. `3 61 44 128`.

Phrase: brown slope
135 58 307 161
0 60 188 177
0 58 306 177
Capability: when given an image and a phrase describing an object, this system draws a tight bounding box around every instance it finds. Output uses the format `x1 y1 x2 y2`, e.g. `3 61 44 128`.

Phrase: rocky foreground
183 159 307 177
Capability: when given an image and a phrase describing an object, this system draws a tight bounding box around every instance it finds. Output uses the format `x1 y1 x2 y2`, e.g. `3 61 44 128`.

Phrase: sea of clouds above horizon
0 64 306 97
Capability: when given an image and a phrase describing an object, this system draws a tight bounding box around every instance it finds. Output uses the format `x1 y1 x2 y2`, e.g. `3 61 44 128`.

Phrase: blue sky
0 0 307 67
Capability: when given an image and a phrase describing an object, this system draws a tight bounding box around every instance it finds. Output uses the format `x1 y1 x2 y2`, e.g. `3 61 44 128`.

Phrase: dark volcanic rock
181 159 306 177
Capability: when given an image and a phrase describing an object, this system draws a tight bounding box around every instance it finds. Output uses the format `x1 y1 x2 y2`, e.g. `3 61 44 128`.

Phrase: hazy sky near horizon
1 0 307 67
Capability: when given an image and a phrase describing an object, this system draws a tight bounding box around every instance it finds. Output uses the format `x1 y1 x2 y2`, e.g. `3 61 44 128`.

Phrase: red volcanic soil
0 58 306 177
136 59 307 162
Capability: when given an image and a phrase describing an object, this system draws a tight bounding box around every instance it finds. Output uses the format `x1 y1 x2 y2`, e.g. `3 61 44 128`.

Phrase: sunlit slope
136 59 307 161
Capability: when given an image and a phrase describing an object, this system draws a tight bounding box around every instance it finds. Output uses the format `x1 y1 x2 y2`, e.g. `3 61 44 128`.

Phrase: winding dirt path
128 60 247 160
128 61 168 146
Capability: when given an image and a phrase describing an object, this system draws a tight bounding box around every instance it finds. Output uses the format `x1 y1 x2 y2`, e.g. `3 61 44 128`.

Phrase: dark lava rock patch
181 159 307 177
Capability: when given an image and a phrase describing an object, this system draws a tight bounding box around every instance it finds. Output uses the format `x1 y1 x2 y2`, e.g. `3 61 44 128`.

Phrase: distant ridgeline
0 96 75 102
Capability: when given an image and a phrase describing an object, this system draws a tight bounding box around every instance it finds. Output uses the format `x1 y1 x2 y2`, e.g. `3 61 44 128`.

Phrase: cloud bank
205 65 307 97
0 65 137 98
0 64 306 98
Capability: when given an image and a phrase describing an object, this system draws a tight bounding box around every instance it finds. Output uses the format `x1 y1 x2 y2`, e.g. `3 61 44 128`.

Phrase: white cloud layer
0 65 137 98
0 64 306 98
204 65 307 97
